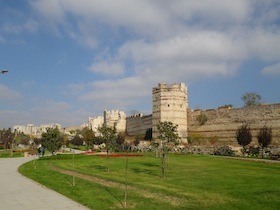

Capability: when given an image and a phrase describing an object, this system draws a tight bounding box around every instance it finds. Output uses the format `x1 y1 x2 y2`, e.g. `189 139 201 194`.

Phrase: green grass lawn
0 150 24 157
19 153 280 210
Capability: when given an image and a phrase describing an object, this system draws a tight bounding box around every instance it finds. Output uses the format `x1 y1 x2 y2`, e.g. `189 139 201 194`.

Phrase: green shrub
214 146 235 156
196 113 208 125
188 132 207 145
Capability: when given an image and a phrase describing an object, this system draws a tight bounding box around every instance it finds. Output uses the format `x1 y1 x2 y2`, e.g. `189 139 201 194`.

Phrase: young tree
41 127 63 155
258 125 272 158
97 124 117 172
236 124 252 156
241 92 261 107
157 121 180 177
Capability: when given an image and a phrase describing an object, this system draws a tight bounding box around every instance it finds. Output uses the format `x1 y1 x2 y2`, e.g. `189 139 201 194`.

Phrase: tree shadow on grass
130 167 158 176
141 162 159 167
64 175 74 186
105 187 125 208
90 164 107 172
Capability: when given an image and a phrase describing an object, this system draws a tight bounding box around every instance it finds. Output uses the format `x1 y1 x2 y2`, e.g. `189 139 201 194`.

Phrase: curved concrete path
0 156 90 210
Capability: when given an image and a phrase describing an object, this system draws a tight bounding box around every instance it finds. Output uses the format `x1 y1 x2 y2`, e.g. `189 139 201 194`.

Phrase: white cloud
0 110 31 128
2 20 38 34
88 61 124 77
29 100 88 126
3 23 22 34
24 0 280 122
261 63 280 76
63 83 86 96
248 29 280 61
0 100 90 128
0 85 22 100
80 77 151 109
23 19 38 33
0 36 5 43
30 0 65 24
169 0 250 24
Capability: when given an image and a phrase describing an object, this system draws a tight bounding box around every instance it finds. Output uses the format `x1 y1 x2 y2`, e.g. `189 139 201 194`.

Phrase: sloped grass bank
19 154 280 210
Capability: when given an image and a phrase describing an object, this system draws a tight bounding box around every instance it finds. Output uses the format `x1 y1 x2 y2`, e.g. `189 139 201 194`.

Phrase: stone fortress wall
88 82 280 146
126 114 152 136
13 123 62 138
188 104 280 146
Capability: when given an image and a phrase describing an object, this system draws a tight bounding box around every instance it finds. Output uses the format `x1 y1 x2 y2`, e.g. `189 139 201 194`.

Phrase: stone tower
152 83 188 141
104 109 126 133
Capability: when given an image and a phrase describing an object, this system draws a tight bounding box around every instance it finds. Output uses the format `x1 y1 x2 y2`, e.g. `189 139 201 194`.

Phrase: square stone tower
104 109 126 133
152 83 188 141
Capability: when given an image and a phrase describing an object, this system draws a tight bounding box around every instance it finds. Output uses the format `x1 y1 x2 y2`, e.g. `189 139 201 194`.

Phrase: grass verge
19 153 280 210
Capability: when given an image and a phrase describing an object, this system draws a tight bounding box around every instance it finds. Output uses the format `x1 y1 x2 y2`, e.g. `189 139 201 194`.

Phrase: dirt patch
50 165 184 207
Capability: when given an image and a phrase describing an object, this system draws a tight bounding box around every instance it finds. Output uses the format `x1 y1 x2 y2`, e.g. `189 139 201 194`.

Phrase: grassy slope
19 154 280 210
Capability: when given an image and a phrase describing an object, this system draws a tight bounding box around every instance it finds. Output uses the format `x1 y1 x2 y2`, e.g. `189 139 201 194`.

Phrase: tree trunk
124 149 128 208
106 149 109 172
72 149 76 186
161 152 165 178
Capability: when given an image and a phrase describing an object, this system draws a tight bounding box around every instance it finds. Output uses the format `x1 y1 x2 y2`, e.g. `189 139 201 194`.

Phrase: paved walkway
0 156 90 210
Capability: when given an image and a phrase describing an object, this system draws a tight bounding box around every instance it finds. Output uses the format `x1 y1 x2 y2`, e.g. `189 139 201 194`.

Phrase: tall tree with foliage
41 127 63 155
15 131 31 146
71 134 84 146
157 121 180 177
257 125 272 158
0 128 14 149
82 127 95 149
97 124 117 172
241 92 262 107
236 124 252 156
144 128 152 140
116 132 126 152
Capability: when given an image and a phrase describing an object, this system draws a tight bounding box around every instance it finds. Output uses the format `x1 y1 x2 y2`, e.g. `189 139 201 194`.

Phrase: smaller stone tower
152 83 188 141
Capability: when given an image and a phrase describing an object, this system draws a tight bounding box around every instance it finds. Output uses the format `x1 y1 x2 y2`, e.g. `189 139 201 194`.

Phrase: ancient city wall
86 83 280 148
126 114 152 136
188 104 280 146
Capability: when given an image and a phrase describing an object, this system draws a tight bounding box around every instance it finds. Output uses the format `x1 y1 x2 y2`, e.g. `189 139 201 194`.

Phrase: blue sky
0 0 280 129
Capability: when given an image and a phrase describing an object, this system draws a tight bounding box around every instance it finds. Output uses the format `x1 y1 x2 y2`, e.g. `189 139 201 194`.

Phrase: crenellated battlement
153 82 187 93
127 113 144 118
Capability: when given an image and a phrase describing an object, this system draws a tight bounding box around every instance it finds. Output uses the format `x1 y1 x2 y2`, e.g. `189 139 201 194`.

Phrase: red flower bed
82 151 97 155
97 153 143 158
82 151 142 157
